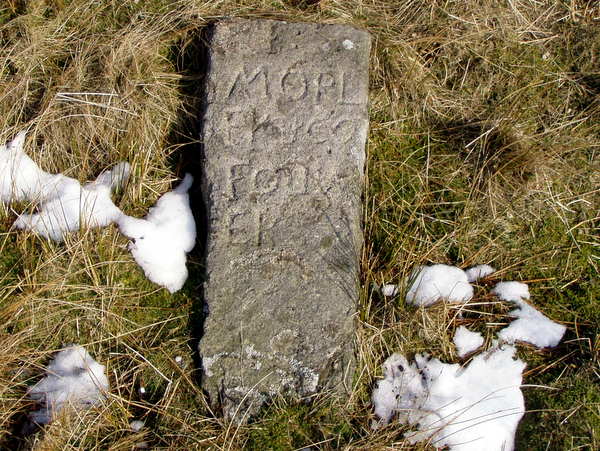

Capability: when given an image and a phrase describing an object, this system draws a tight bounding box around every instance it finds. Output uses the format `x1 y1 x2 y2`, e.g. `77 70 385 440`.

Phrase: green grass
243 400 354 450
0 0 598 449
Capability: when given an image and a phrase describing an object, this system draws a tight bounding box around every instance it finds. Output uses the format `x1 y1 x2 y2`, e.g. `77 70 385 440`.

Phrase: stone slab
198 18 370 420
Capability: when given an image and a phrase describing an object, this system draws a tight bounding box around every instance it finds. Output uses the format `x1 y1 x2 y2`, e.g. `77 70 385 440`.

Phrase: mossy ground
0 0 598 449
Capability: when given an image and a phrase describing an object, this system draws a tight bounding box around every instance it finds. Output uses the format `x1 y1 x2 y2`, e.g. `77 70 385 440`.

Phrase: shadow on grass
164 25 213 390
434 118 536 187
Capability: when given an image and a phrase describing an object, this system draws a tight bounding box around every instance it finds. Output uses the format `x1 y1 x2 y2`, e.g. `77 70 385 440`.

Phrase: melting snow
28 345 109 425
498 300 566 348
381 283 399 297
492 282 567 348
2 132 129 241
1 132 198 292
0 131 53 202
118 174 196 293
491 281 530 302
492 281 565 348
406 264 473 306
13 162 130 241
373 269 566 448
372 353 425 427
372 346 525 451
465 264 495 283
453 326 484 358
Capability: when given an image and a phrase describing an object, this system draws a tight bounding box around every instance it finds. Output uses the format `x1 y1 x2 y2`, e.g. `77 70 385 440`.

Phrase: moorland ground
0 0 598 450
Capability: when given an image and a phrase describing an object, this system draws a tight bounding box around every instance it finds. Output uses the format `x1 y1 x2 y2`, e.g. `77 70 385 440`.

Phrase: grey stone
198 18 370 420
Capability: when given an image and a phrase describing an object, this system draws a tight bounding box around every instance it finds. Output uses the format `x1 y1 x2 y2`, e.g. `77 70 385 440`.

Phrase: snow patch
0 131 53 202
465 264 495 282
499 299 566 348
28 345 109 425
406 264 473 306
2 132 129 241
491 281 530 302
373 346 525 451
453 326 484 357
118 174 196 293
372 353 425 427
381 283 399 297
14 162 129 241
492 281 565 348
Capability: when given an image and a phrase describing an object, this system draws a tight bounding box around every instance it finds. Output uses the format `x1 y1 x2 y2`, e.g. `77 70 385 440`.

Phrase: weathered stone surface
199 18 370 420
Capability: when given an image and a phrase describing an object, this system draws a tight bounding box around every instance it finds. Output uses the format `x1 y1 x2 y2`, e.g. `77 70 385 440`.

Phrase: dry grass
0 0 598 449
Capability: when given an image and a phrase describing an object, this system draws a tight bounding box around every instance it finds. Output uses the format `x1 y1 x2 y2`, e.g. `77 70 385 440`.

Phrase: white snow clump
372 347 526 451
371 353 426 427
118 174 196 293
498 300 566 348
28 345 109 425
406 264 473 306
491 281 530 302
2 132 129 241
492 281 566 348
381 283 399 297
465 264 495 282
0 131 52 202
453 325 484 358
13 162 130 241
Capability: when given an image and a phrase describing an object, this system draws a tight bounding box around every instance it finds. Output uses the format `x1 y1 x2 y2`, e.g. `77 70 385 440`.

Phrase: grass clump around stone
0 0 598 449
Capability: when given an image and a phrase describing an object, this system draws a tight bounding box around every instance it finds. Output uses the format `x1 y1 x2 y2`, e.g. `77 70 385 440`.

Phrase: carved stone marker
199 18 370 419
